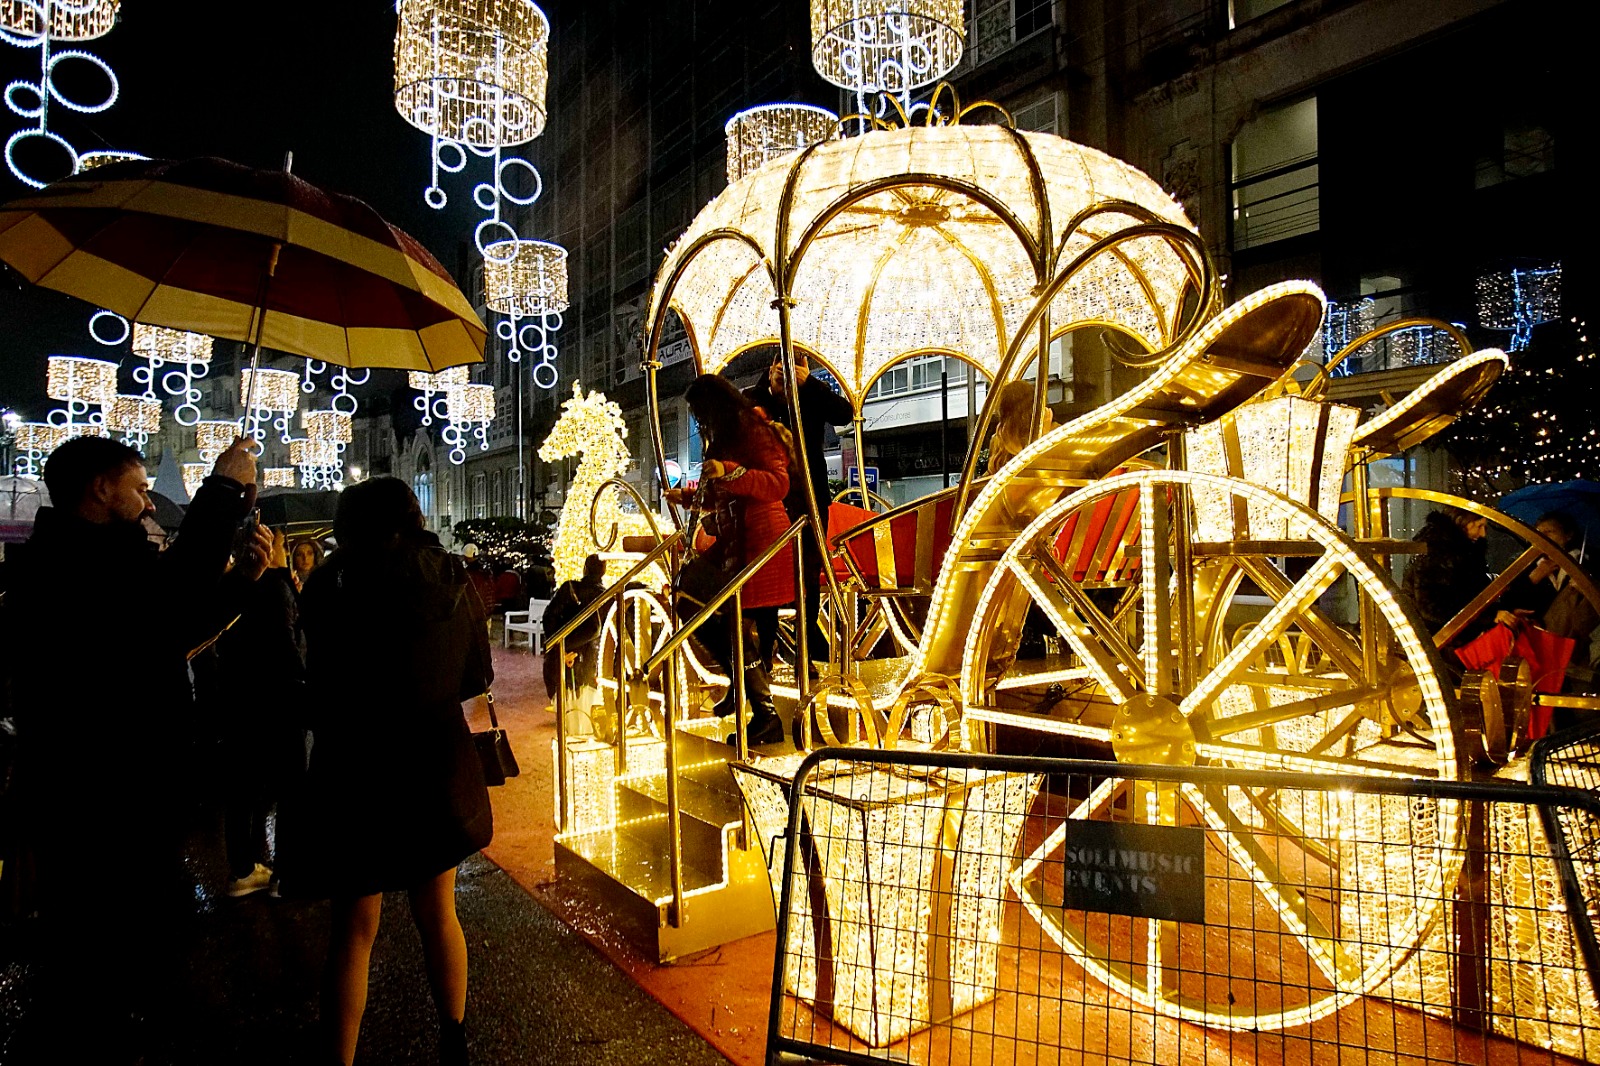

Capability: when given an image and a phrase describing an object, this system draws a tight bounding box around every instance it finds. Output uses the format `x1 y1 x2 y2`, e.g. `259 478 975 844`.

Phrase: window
1229 0 1293 26
1012 93 1060 135
867 355 962 400
1230 97 1318 252
970 0 1054 68
471 473 487 519
413 452 433 520
1476 124 1555 189
615 199 649 285
490 471 504 516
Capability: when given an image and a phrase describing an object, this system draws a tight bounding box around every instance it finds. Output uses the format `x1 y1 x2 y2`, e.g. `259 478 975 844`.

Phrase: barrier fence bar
759 747 1600 1066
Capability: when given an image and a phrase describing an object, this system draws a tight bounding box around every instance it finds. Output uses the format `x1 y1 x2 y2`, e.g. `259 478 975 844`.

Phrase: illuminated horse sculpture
538 381 655 584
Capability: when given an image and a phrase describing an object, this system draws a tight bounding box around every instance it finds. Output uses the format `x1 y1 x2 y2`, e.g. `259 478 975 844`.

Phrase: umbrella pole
239 242 284 448
239 155 294 450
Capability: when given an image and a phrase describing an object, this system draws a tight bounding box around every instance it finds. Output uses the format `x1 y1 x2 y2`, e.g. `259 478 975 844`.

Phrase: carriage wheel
594 587 728 741
962 469 1464 1030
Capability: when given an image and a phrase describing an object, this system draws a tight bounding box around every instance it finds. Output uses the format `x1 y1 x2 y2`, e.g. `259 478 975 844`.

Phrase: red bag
1454 621 1575 738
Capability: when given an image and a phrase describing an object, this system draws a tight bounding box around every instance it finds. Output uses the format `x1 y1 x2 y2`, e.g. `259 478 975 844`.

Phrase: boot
440 1017 468 1066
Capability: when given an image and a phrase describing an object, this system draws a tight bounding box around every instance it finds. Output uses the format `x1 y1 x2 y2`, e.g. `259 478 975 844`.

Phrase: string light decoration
2 0 127 188
239 367 301 449
724 104 837 183
811 0 963 103
262 467 297 489
1441 316 1597 497
441 381 494 465
1477 261 1561 352
409 365 469 426
289 437 342 489
484 237 566 389
194 420 241 463
132 323 212 364
104 393 160 451
45 354 115 404
180 461 208 501
12 420 62 475
74 147 143 170
303 409 353 443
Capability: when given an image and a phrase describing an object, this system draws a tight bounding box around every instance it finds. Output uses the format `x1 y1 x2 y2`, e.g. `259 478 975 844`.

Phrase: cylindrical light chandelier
289 438 341 468
132 323 212 364
262 467 297 489
408 366 471 392
0 0 119 41
104 394 161 433
45 355 117 404
725 104 837 183
181 462 208 500
448 382 496 424
393 0 550 147
239 368 301 413
483 239 568 317
303 409 354 444
810 0 964 95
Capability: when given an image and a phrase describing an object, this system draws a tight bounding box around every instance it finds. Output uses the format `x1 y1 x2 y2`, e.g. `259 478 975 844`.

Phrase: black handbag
471 692 520 786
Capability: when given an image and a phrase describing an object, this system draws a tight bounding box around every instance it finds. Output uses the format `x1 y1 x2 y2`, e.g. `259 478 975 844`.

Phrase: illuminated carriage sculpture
549 100 1600 1051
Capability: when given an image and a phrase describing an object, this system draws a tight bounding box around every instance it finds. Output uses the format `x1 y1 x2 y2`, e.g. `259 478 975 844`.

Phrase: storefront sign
1058 819 1206 924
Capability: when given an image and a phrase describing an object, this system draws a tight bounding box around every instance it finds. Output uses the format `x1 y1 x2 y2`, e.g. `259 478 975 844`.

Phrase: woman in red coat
678 374 796 745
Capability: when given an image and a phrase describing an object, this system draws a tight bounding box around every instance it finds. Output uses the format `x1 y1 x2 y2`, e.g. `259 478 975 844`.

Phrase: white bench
503 598 551 653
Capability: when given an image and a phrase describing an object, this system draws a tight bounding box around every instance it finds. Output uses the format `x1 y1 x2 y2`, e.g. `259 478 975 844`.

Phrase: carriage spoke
1036 550 1146 680
1195 740 1430 778
1237 557 1366 683
1140 486 1174 694
1008 558 1137 703
1184 784 1361 989
1180 554 1345 720
1203 685 1384 739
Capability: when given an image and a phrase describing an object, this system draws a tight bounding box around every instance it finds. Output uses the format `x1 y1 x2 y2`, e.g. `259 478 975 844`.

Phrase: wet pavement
0 808 730 1065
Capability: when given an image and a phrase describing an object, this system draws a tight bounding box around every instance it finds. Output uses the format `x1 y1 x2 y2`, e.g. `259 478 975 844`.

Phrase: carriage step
617 774 744 854
555 824 729 902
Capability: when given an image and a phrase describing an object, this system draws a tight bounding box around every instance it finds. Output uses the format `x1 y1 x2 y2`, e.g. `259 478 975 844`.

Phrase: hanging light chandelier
180 462 208 500
11 420 63 475
195 420 241 463
261 467 297 489
724 104 837 183
443 382 494 466
45 354 116 404
393 0 549 149
132 323 213 364
409 365 470 427
240 367 302 449
104 393 161 451
0 0 119 41
810 0 964 97
1476 261 1561 352
303 409 353 444
483 238 567 389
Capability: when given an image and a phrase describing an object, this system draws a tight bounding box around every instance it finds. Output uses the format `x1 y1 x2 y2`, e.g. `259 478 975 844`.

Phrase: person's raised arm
802 373 854 426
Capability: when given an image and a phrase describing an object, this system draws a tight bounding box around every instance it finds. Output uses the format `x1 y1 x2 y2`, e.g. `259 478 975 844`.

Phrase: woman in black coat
1403 508 1491 641
278 478 493 1066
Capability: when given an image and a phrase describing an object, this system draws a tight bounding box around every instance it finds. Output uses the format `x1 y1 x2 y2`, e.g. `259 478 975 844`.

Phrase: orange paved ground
469 642 770 1066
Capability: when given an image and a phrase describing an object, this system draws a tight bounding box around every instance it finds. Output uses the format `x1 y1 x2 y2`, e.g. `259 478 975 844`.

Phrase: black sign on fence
1057 819 1207 925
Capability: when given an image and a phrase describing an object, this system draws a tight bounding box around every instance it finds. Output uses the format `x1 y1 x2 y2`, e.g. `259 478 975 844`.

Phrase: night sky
0 0 491 416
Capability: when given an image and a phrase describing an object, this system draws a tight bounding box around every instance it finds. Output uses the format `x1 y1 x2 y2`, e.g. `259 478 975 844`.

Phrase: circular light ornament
132 323 212 364
724 104 836 184
0 0 119 42
810 0 963 94
45 354 116 404
393 0 550 148
483 239 568 316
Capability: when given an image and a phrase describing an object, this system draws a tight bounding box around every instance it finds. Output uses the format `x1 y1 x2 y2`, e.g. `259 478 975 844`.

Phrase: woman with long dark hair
674 373 796 745
278 478 492 1066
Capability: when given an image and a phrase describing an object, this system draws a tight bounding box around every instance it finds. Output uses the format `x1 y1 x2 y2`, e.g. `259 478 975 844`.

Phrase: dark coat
704 420 795 609
744 373 853 518
542 573 604 697
1 477 252 902
277 540 493 898
1403 511 1489 639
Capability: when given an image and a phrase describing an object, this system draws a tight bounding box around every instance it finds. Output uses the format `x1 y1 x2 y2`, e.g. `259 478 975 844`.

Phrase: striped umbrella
0 156 485 374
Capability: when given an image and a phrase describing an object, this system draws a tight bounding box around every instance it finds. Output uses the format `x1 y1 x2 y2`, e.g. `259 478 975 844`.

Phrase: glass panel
1231 97 1319 250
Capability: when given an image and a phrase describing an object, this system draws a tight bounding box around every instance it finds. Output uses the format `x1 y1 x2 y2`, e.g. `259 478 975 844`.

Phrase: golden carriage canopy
645 124 1206 406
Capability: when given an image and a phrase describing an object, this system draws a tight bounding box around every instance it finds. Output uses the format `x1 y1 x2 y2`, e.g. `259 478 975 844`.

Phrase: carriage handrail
644 518 807 675
544 530 682 648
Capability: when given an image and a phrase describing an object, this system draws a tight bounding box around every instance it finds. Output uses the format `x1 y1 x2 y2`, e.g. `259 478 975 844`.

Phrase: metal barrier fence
752 748 1600 1066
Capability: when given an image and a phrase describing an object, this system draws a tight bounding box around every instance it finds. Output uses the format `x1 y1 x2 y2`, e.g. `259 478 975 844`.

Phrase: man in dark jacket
542 553 607 705
1 436 270 1063
744 347 853 668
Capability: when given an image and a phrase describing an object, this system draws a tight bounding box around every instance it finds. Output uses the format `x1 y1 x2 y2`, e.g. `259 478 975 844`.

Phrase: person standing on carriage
744 346 853 674
671 374 796 746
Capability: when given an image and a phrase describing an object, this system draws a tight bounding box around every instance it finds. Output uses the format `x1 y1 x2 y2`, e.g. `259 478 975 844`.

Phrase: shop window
1476 124 1555 189
1230 96 1319 252
1013 93 1060 135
